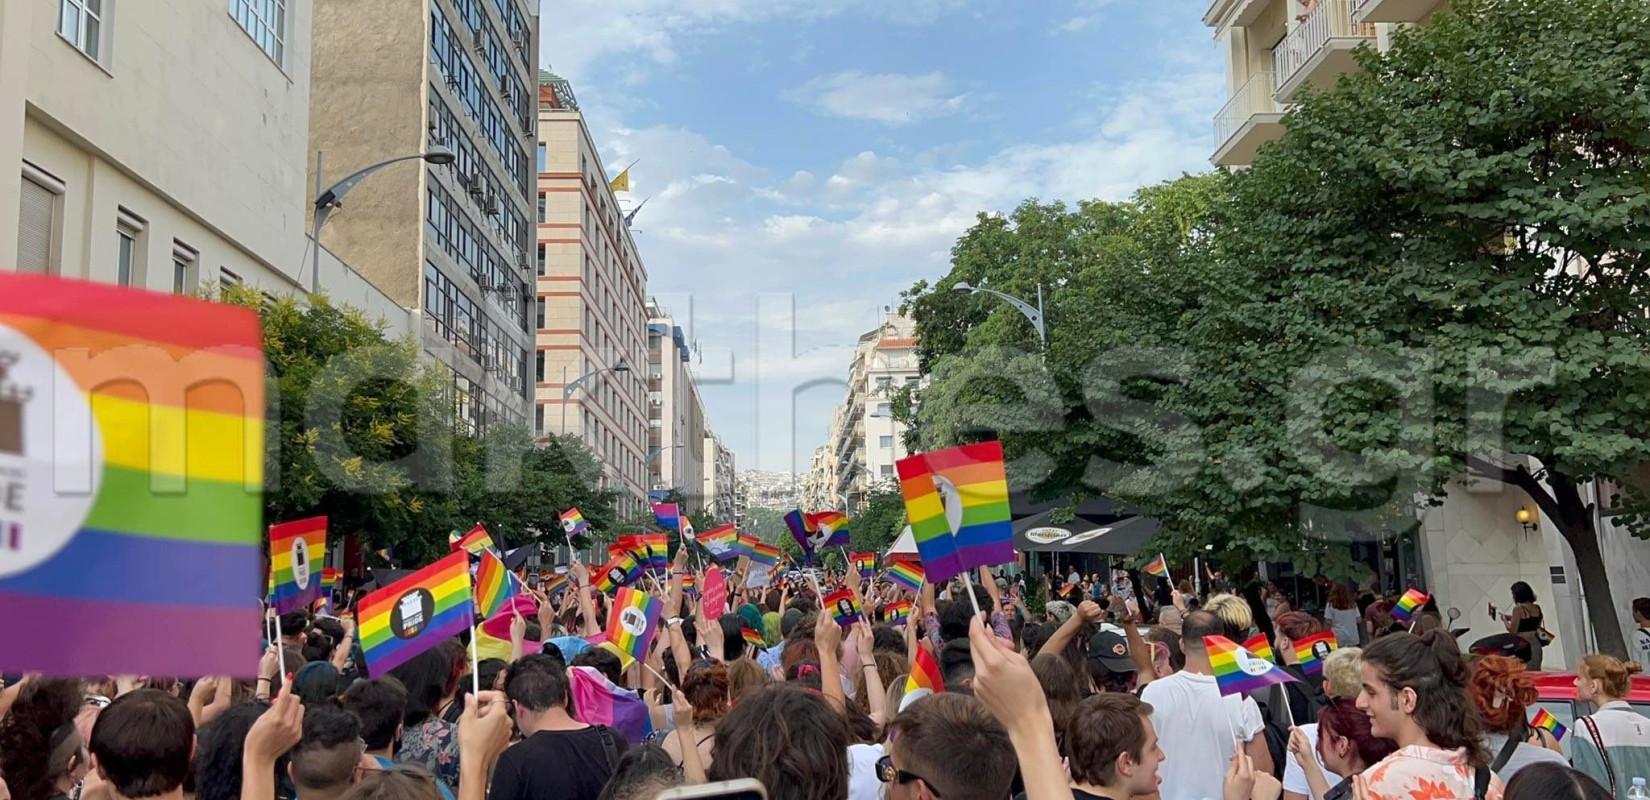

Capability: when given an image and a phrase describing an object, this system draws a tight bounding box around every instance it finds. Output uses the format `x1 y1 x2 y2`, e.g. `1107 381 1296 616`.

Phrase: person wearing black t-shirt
1061 693 1165 800
487 654 625 800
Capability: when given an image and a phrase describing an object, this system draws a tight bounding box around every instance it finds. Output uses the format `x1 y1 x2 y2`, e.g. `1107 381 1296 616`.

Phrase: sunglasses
875 755 942 797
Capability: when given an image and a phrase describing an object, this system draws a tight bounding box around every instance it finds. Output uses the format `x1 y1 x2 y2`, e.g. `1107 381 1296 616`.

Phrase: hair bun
1626 661 1645 676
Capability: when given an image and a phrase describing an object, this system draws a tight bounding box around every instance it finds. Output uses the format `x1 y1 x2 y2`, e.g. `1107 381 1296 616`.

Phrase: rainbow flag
605 587 663 667
851 552 877 578
451 523 494 555
808 511 851 549
560 508 589 544
321 567 340 593
1243 633 1276 664
748 541 780 568
1207 635 1297 697
475 549 518 618
883 600 912 626
906 645 945 694
681 574 698 596
730 533 758 560
784 509 814 560
895 441 1014 583
358 551 472 676
825 587 863 626
541 571 569 598
741 626 765 647
700 524 740 562
594 552 642 593
1293 632 1338 675
1392 587 1429 623
637 533 669 572
652 502 681 531
1144 553 1169 578
1531 708 1567 741
374 547 394 564
887 561 925 592
270 517 328 615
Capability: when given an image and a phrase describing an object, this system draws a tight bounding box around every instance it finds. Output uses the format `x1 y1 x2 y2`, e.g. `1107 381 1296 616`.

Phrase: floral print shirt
1361 745 1504 800
396 717 461 791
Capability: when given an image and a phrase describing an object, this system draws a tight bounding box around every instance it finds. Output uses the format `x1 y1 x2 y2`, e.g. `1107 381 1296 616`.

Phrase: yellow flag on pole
609 168 630 193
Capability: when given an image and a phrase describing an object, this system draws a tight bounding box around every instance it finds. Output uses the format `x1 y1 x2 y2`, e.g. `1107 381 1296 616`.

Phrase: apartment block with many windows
308 0 539 433
647 301 710 514
809 313 920 512
533 72 651 517
3 0 320 294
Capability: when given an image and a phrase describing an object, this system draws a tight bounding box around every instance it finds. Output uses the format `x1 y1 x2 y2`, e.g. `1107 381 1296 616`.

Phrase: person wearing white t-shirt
1282 646 1366 800
1140 610 1271 800
1631 597 1650 665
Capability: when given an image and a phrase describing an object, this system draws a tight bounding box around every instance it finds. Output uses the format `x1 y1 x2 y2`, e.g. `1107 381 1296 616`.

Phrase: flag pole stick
469 621 482 697
959 569 985 620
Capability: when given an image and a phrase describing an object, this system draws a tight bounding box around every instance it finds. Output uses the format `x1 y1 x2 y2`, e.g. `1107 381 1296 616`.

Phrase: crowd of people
0 553 1646 800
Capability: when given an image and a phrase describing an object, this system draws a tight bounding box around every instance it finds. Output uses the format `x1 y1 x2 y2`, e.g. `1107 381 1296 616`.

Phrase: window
171 241 197 295
115 209 145 287
18 167 62 275
880 465 894 478
875 402 891 417
231 0 286 65
535 350 544 383
906 376 920 386
220 267 243 287
535 297 544 328
879 435 894 449
535 403 545 436
537 242 546 276
875 376 892 390
538 193 546 223
537 143 546 173
58 0 103 61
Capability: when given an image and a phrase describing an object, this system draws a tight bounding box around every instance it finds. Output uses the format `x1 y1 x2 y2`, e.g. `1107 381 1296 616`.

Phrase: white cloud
1055 0 1127 33
782 71 971 125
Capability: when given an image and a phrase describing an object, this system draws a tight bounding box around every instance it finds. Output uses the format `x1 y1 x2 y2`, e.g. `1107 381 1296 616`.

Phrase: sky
538 0 1226 475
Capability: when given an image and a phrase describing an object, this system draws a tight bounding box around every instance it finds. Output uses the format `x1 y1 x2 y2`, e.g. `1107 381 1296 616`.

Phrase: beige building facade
308 0 539 433
534 73 651 516
816 314 920 511
703 432 736 523
647 301 710 514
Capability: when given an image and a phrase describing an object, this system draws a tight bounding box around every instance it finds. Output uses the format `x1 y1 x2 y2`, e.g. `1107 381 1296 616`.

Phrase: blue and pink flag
570 665 653 745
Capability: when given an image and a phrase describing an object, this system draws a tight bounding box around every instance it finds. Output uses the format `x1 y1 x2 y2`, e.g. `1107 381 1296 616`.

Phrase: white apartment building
535 72 651 515
820 314 920 511
4 0 316 293
703 432 736 523
647 300 709 513
1202 0 1650 662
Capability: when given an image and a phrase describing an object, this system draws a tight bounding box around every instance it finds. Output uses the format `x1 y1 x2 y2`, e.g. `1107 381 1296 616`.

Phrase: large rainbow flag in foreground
358 551 472 676
895 441 1014 584
0 272 264 676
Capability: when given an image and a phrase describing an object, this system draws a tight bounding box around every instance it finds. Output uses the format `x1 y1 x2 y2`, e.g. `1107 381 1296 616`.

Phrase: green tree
849 483 908 556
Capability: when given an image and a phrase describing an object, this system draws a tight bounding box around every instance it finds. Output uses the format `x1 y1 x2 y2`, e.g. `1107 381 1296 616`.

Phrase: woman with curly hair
0 678 88 800
709 684 849 800
194 701 280 800
658 660 730 770
1467 656 1567 781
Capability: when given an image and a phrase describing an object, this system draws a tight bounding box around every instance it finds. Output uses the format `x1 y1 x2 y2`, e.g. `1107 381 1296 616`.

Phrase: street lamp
561 360 630 433
953 281 1047 353
311 147 456 292
646 443 684 464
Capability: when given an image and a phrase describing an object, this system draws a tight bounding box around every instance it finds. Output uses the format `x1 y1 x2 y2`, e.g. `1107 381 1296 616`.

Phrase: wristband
256 677 272 684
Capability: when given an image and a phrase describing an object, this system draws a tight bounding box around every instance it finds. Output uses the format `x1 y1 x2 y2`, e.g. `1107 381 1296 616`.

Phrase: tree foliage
902 0 1650 655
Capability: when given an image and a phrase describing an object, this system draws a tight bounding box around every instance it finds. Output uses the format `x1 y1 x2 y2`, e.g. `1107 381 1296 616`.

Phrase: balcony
1272 0 1377 103
1352 0 1440 24
1212 71 1287 167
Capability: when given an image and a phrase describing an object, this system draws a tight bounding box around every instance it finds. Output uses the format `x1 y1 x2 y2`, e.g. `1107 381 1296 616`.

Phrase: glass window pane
83 16 99 58
61 2 80 45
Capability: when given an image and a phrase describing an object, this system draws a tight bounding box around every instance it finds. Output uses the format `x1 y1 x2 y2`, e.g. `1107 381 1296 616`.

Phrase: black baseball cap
1087 630 1136 674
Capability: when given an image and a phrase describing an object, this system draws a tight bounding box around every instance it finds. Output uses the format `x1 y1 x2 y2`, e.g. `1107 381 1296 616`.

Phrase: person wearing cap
1087 630 1139 693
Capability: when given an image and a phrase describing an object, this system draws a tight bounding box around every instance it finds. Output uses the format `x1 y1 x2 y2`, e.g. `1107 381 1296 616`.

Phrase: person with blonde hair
1202 592 1255 639
1570 654 1649 798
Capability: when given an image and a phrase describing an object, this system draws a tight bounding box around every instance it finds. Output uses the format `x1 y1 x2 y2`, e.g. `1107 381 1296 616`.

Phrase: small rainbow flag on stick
1242 633 1276 664
451 523 494 555
887 561 925 592
808 511 851 549
321 568 340 593
1531 708 1567 741
748 541 780 568
560 508 589 544
784 510 813 560
1207 635 1297 697
825 588 863 626
1144 553 1169 578
731 533 758 560
358 552 473 676
851 552 877 578
906 645 945 695
541 572 569 597
1392 587 1430 623
270 517 328 615
895 441 1014 584
594 552 642 593
883 600 913 626
700 524 740 562
605 587 663 668
374 548 394 563
475 549 519 619
741 626 765 647
1293 632 1338 675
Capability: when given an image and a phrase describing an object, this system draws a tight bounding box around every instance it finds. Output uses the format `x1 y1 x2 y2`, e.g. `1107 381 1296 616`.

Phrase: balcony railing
1272 0 1376 89
1214 71 1279 149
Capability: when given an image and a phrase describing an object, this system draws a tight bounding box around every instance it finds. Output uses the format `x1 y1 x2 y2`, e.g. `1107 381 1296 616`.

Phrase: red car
1529 671 1650 735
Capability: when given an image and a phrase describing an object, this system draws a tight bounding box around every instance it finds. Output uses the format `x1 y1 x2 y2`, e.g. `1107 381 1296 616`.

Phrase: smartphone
654 779 767 800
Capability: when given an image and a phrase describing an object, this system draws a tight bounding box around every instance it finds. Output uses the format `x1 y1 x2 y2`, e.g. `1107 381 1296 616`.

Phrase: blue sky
540 0 1225 475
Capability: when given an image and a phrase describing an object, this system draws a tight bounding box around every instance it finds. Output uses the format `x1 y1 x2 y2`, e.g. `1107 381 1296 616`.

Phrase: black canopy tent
1008 495 1163 580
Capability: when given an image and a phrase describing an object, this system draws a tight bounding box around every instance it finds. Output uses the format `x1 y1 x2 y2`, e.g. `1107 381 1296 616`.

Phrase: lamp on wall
1516 507 1539 534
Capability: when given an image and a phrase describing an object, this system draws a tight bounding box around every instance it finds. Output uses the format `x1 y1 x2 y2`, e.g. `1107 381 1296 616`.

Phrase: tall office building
3 0 314 292
647 300 709 513
308 0 539 433
816 313 920 511
534 72 651 516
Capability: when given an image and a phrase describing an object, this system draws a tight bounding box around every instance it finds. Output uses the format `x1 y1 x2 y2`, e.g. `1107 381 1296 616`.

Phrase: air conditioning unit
484 194 500 216
472 29 486 52
464 174 484 196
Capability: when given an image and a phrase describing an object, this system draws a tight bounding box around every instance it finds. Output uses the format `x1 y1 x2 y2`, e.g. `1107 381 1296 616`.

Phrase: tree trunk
1550 473 1628 659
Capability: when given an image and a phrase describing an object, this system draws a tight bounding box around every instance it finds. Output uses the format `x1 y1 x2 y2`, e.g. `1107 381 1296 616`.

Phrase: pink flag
569 665 652 745
702 567 728 620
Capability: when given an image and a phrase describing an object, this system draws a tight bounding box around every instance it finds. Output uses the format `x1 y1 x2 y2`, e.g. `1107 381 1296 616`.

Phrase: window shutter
17 176 55 274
